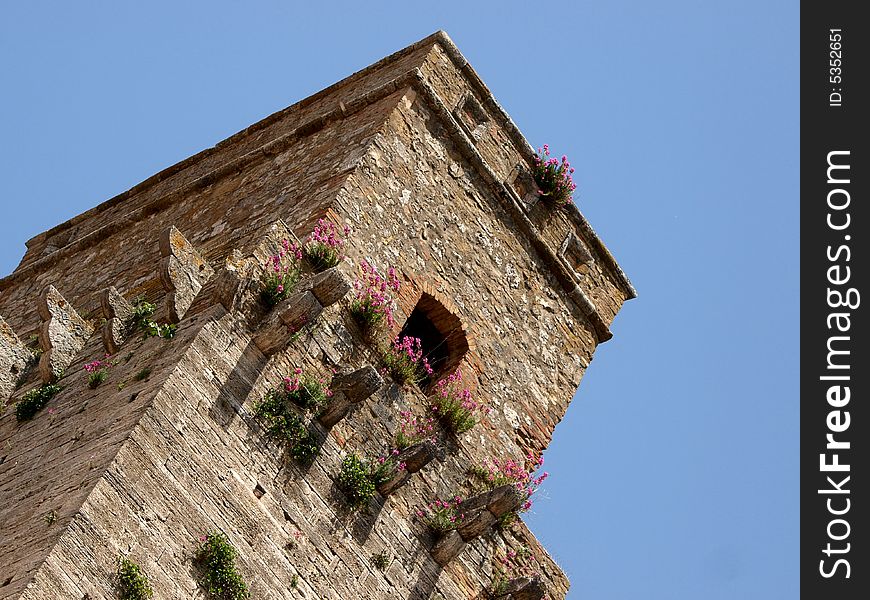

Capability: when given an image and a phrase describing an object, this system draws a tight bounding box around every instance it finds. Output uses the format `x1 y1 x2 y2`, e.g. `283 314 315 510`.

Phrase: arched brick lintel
393 275 483 389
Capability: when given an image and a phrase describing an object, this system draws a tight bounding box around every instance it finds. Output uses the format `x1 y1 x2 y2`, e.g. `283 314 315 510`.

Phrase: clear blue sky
0 2 798 598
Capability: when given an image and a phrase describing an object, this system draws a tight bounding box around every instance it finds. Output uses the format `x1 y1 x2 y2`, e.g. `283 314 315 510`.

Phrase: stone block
318 365 382 428
0 315 30 400
37 285 94 382
158 225 215 323
99 286 134 354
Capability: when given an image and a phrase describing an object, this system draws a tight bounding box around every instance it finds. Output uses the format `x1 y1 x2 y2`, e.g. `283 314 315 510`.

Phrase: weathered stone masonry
0 32 634 599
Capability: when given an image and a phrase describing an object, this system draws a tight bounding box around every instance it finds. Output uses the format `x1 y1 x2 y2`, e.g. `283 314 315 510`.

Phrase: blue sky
0 2 798 598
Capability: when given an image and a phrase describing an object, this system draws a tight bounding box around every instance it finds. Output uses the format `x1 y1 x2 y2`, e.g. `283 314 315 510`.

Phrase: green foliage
262 240 302 307
194 532 250 600
116 556 154 600
16 383 62 422
132 298 157 329
303 243 340 271
370 550 391 571
134 367 152 381
284 378 329 411
336 454 377 510
368 456 400 488
132 298 176 339
253 393 319 464
43 510 57 525
88 370 108 389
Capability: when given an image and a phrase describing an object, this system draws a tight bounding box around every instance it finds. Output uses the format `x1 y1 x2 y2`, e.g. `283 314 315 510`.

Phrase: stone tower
0 32 634 600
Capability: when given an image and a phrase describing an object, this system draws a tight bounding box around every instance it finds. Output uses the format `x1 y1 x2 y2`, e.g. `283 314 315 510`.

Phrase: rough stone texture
375 441 436 497
0 316 31 402
298 266 352 307
36 286 95 383
318 365 383 428
253 291 324 356
158 225 215 323
495 576 546 600
98 286 134 354
0 31 634 600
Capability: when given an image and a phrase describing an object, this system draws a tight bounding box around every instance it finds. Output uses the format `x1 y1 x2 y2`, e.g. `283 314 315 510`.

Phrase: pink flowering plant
381 335 433 385
490 546 543 598
349 259 400 330
416 496 466 534
303 218 350 271
84 354 117 389
395 410 437 450
369 448 408 488
270 367 333 412
262 239 303 307
532 144 576 206
429 369 489 434
469 454 549 525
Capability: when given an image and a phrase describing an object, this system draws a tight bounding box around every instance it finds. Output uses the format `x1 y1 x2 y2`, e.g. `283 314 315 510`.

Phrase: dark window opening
399 293 468 389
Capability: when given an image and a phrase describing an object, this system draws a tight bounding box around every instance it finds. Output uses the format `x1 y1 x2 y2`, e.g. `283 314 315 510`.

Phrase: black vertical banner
802 2 868 597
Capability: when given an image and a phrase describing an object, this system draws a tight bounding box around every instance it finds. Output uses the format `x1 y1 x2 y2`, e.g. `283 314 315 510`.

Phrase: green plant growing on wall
132 298 176 339
15 383 62 422
253 391 320 464
194 532 250 600
266 367 332 412
394 411 436 450
370 550 391 571
349 259 400 330
336 454 377 510
428 369 489 435
380 335 433 386
84 354 117 389
302 218 350 271
415 496 466 534
531 144 576 206
116 556 154 600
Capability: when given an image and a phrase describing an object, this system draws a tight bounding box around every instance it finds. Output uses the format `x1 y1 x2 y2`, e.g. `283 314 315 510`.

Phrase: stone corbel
159 226 214 323
492 576 546 600
431 484 524 566
37 285 94 383
253 291 323 356
99 286 134 354
376 440 437 496
317 365 382 428
0 315 31 400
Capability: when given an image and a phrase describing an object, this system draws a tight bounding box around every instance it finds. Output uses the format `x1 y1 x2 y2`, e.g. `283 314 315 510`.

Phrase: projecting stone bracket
376 440 437 496
492 576 546 600
99 286 135 354
317 365 382 428
159 225 215 323
0 315 31 400
37 285 94 383
430 484 524 566
297 266 351 307
458 484 524 517
431 530 465 566
253 291 323 356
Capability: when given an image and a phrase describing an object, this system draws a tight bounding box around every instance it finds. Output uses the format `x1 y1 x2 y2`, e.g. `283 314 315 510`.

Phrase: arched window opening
399 293 468 389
